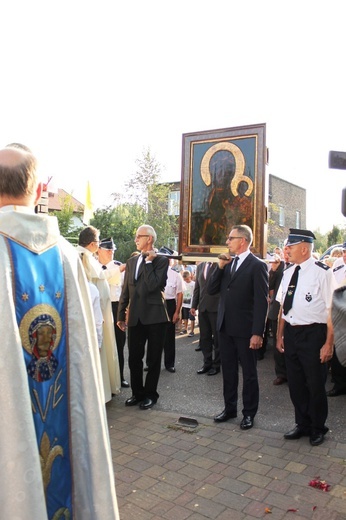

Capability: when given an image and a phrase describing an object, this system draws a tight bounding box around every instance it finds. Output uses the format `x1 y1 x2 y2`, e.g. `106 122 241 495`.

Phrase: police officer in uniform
276 229 337 446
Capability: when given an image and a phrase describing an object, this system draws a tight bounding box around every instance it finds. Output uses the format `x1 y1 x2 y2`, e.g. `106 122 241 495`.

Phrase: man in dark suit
191 261 220 375
209 225 269 430
117 225 169 410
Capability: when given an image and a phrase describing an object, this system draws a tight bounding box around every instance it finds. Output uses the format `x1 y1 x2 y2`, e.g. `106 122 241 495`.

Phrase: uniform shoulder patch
315 260 330 270
333 264 344 272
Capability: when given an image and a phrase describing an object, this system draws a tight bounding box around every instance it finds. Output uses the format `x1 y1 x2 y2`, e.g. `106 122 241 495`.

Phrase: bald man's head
0 146 40 207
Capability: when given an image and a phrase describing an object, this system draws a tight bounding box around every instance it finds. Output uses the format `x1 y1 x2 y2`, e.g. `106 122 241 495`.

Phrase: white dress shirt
279 257 337 326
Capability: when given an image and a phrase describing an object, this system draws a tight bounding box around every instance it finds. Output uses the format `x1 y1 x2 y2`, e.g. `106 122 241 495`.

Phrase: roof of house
47 188 84 212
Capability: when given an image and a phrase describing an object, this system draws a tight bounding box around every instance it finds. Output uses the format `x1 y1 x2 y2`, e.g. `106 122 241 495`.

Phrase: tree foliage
91 203 146 262
52 193 82 242
312 228 328 254
97 148 178 261
327 225 343 247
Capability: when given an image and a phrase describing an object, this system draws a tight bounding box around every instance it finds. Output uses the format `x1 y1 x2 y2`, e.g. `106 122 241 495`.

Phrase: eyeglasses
227 236 243 241
135 234 149 240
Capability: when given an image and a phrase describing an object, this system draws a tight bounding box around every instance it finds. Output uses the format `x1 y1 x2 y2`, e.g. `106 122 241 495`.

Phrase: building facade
268 174 306 248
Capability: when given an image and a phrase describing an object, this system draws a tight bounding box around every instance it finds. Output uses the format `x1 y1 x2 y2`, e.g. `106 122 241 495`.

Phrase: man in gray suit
117 225 169 410
209 225 268 430
191 261 220 375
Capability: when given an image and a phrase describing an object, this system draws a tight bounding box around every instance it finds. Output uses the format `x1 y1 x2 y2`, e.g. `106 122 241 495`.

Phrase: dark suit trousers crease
127 320 166 402
218 330 259 417
112 301 126 379
284 322 328 432
163 299 176 368
199 310 220 368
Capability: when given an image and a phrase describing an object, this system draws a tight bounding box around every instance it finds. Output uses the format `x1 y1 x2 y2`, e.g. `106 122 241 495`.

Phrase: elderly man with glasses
117 225 169 409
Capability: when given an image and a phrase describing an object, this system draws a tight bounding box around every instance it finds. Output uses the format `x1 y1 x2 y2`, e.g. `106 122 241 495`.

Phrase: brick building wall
268 174 306 247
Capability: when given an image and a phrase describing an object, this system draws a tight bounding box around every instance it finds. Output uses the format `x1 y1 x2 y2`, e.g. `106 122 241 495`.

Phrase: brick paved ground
107 404 346 520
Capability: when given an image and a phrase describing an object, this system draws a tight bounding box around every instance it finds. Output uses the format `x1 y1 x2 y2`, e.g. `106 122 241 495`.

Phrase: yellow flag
83 181 94 225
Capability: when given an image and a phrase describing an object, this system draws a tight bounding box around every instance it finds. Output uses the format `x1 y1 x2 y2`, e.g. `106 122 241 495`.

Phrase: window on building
168 191 180 216
295 210 300 228
279 206 285 227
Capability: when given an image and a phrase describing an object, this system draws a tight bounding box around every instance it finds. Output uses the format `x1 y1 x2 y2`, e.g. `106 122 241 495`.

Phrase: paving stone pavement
107 328 346 519
107 403 346 520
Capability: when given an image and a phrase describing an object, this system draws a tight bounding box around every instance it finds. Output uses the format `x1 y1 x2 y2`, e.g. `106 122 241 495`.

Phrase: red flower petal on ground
309 478 331 492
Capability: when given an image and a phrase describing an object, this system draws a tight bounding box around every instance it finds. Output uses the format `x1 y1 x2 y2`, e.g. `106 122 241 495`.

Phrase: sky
1 1 346 234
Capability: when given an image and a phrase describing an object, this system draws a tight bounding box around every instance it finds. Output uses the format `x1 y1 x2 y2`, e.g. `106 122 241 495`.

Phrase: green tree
115 148 175 252
91 203 146 262
88 149 177 261
312 228 328 254
327 225 343 247
52 193 82 242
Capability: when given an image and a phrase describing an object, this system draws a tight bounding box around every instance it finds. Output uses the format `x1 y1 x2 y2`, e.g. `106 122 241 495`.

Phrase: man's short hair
0 146 38 199
78 226 99 247
231 224 253 244
140 224 157 243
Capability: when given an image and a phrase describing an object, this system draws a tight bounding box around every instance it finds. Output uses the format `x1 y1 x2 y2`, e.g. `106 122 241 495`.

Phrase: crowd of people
79 222 346 448
1 143 345 518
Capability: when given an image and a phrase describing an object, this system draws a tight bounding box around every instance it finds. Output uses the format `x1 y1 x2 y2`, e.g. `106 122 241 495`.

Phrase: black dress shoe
207 368 220 376
214 410 237 422
166 367 176 373
310 432 325 446
125 396 141 406
197 365 212 374
240 416 254 430
326 386 346 397
121 380 130 388
284 425 310 439
195 347 202 351
139 397 155 410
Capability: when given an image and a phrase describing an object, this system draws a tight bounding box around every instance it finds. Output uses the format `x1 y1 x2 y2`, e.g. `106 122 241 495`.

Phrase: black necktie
230 256 239 278
283 265 300 315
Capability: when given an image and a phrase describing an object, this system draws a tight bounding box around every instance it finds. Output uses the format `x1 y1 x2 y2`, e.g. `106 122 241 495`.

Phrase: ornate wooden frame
179 123 267 259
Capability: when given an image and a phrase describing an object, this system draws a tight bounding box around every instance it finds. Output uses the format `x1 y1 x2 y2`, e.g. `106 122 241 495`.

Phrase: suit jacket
208 253 269 338
118 253 169 326
192 261 220 312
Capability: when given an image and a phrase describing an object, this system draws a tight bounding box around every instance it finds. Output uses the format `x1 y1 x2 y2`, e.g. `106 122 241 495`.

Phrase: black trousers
199 310 220 368
111 301 126 380
163 299 176 369
127 320 166 402
218 330 259 417
284 322 328 433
